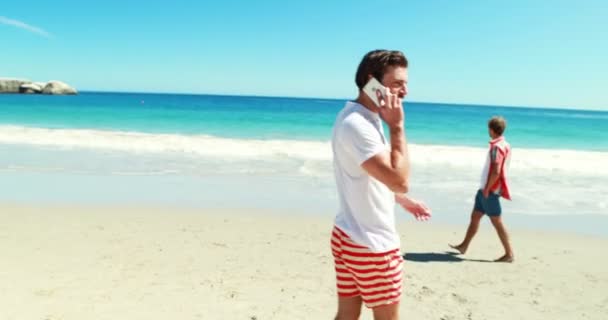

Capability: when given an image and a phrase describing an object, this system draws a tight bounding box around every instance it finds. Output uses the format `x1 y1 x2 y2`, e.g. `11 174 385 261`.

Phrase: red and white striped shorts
330 226 403 309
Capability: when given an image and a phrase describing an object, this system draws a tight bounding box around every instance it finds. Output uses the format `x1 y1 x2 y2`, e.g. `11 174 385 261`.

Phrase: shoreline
3 199 608 239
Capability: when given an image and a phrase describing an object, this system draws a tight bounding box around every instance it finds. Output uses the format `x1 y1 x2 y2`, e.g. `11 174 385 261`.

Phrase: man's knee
335 310 361 320
372 302 399 320
336 296 362 320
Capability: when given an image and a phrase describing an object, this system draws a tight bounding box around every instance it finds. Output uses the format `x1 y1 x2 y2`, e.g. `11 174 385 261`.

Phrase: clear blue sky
2 0 606 110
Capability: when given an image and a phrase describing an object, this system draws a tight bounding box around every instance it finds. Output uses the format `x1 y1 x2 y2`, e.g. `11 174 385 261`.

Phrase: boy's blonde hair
488 116 507 135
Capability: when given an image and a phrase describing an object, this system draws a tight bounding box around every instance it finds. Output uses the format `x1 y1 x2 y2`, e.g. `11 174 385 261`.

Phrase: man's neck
355 92 380 114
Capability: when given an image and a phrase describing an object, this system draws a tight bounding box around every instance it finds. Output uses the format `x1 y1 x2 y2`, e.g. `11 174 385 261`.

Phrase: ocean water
1 92 607 234
1 92 607 149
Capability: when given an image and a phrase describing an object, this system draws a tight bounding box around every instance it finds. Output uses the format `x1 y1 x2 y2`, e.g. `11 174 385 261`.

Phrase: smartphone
362 77 387 107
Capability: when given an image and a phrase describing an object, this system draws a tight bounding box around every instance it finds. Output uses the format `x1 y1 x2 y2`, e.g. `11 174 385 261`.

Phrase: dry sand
1 204 606 319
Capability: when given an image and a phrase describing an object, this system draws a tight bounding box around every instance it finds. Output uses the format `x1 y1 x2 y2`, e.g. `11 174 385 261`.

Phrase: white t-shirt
332 101 399 253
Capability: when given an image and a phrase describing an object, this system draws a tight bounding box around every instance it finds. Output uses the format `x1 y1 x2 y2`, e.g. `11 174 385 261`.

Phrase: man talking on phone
330 50 430 320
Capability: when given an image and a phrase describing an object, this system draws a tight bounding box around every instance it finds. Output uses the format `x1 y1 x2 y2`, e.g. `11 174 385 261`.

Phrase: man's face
381 66 408 98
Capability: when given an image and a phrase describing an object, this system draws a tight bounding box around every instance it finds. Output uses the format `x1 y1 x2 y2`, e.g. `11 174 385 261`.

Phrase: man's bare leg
489 215 514 262
450 210 484 254
372 302 399 320
335 295 362 320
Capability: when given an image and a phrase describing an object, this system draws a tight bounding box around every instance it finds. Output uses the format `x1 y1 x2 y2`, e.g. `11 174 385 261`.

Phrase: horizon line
75 89 607 113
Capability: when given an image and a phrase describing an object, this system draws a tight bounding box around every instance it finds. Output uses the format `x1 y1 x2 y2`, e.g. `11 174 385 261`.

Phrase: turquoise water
1 92 607 235
0 92 607 150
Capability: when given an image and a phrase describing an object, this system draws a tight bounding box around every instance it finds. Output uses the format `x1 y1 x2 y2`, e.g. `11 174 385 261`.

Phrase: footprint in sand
451 292 468 304
412 286 435 301
501 291 515 297
420 286 434 296
34 288 56 297
583 273 597 282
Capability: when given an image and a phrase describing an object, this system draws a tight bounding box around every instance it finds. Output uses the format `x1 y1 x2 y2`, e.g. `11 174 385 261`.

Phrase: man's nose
400 84 408 97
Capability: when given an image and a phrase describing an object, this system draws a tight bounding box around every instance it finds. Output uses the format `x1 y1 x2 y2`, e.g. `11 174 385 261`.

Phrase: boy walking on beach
450 116 514 263
330 50 431 320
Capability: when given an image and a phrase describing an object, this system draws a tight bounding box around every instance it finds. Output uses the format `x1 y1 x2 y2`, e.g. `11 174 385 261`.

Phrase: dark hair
355 50 408 89
488 116 507 135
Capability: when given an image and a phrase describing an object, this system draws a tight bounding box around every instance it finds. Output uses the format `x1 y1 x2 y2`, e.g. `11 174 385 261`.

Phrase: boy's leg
486 194 513 262
489 216 514 262
451 190 486 254
335 296 363 320
450 209 484 254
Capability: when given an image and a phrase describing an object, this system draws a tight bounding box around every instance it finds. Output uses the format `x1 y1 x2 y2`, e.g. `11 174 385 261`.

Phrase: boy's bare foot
449 244 467 254
494 254 514 263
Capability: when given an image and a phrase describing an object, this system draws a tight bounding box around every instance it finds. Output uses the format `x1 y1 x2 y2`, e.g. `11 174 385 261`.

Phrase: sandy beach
1 204 606 320
3 2 608 319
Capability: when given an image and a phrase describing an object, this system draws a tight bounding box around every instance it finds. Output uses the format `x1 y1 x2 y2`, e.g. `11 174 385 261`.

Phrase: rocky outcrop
1 78 77 95
0 78 31 93
19 82 43 94
42 81 77 95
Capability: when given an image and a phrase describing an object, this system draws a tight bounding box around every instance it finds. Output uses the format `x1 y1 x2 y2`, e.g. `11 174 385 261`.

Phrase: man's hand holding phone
378 89 403 130
363 77 404 129
363 77 403 128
